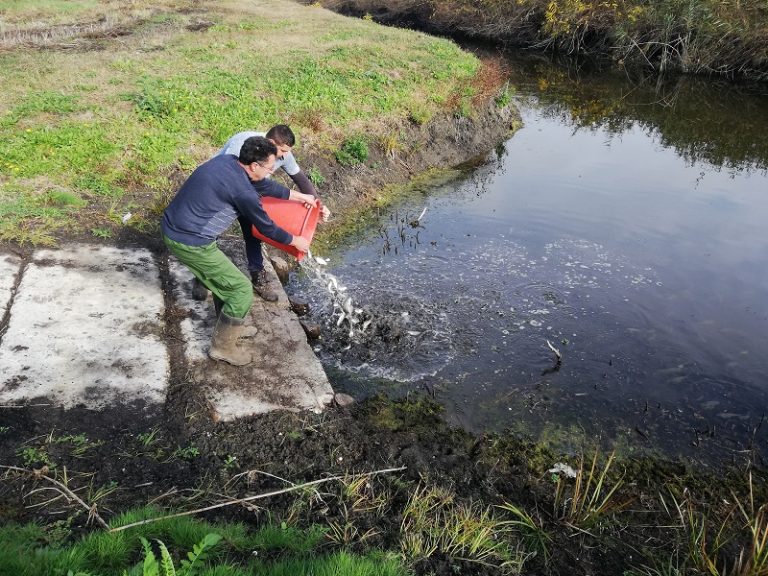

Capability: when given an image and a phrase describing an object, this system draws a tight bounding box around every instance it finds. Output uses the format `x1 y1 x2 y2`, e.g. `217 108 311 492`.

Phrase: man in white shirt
214 125 330 301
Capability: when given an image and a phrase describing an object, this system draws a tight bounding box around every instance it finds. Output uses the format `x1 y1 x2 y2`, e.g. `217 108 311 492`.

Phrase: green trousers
163 235 253 319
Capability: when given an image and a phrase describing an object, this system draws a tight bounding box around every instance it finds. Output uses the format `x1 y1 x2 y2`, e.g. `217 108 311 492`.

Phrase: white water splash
302 251 366 339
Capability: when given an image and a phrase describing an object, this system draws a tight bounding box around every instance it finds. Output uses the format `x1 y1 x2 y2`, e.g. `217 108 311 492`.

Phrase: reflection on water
290 53 768 467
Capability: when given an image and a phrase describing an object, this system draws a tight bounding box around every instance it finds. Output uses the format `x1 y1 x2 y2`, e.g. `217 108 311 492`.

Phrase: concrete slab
170 256 334 420
0 253 22 318
0 245 168 410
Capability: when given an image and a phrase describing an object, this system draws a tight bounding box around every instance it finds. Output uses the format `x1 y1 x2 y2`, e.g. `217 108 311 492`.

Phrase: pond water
291 54 768 466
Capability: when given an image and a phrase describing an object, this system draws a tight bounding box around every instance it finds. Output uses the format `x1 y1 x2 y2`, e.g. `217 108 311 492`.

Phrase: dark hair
265 124 296 147
239 136 277 164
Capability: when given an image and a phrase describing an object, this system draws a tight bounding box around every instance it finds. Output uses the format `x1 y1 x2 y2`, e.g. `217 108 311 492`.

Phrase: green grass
0 0 484 245
0 506 405 576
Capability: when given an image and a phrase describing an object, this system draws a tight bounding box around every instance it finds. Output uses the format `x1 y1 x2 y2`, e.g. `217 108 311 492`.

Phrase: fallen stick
0 465 110 529
109 465 406 533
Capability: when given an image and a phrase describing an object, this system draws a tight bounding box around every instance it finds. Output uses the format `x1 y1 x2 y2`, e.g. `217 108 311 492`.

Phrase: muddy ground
1 383 766 575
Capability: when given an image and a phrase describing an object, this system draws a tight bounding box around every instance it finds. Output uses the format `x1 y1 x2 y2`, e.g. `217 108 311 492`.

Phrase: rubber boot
209 313 253 366
212 298 257 338
252 269 278 302
191 277 208 301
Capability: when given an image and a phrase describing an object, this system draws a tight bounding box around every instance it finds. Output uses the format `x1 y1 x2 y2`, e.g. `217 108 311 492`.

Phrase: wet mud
1 392 765 575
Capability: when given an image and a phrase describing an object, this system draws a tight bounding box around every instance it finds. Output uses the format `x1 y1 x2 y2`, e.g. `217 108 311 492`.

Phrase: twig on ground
109 466 407 533
0 464 110 529
148 486 178 506
225 468 294 489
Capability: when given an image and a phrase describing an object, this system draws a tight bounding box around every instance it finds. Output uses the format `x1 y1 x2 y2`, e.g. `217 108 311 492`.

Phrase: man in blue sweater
162 136 315 366
216 124 330 302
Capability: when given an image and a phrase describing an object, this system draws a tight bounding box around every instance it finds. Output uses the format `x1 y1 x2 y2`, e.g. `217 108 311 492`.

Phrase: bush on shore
331 0 768 80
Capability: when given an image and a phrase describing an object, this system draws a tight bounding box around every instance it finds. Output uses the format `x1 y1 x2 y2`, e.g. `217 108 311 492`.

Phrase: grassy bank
0 509 406 575
0 0 498 246
326 0 768 80
1 396 766 575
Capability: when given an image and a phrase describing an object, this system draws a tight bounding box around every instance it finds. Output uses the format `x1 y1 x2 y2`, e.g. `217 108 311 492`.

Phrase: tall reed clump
551 449 631 530
658 471 768 576
364 0 768 80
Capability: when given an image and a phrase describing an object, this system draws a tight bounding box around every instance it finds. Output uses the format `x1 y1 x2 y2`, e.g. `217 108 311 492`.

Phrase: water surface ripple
291 56 768 466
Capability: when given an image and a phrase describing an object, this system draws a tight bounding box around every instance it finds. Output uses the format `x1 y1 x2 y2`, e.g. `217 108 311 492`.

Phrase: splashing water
299 251 455 380
302 251 366 340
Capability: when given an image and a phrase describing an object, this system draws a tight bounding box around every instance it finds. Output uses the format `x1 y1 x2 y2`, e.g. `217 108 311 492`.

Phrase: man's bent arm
289 170 318 198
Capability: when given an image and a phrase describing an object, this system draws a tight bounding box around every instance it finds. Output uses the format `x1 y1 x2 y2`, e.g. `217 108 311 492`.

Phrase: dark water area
292 53 768 467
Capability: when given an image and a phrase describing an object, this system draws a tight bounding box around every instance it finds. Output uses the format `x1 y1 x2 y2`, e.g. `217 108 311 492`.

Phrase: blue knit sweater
161 155 292 247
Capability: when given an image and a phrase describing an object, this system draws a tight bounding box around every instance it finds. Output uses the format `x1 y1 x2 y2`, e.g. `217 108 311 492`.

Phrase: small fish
343 297 353 315
336 313 346 326
407 330 421 336
315 256 329 266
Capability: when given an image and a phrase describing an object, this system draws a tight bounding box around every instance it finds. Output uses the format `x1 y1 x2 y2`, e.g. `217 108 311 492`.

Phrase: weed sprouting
88 480 119 504
52 433 104 457
497 502 551 561
326 502 379 547
91 227 113 239
495 82 513 108
137 429 161 447
335 136 369 166
306 166 326 187
173 445 200 461
665 471 768 576
340 474 390 514
379 132 403 159
17 445 53 468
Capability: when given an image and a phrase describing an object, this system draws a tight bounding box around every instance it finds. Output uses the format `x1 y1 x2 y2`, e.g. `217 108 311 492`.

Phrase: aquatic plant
552 449 630 529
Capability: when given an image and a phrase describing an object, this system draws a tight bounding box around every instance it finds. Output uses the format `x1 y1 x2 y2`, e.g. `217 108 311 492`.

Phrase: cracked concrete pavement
0 244 333 420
